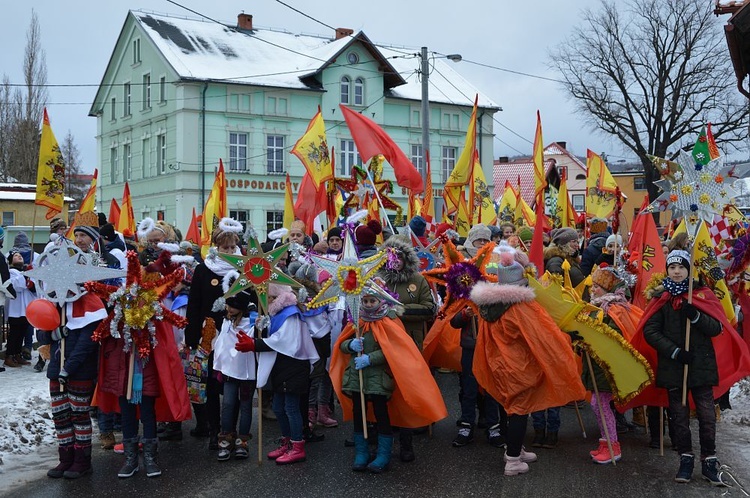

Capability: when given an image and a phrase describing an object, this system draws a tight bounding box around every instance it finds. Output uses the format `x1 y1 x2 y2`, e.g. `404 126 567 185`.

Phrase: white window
266 135 284 174
229 132 248 172
142 137 150 177
157 134 166 174
2 211 15 226
442 146 457 182
266 210 283 233
111 146 119 181
572 194 585 213
340 76 350 104
142 74 151 110
110 97 116 121
132 38 141 64
353 77 364 106
230 209 249 232
123 83 131 116
159 76 166 103
339 139 361 175
411 144 424 177
123 143 132 181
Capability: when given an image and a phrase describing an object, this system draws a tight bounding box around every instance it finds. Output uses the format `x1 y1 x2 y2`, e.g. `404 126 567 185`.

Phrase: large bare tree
550 0 748 215
60 130 87 204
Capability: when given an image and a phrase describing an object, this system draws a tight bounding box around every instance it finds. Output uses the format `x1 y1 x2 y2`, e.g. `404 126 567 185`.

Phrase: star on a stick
217 238 301 316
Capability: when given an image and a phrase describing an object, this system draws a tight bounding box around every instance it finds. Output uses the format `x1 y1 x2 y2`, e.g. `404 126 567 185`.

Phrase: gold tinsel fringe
642 272 667 302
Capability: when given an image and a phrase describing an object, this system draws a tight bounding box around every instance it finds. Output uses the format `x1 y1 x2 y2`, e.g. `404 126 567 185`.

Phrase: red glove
234 332 256 353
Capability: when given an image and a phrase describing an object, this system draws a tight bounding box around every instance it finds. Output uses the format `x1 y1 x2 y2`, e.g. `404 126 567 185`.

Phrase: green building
89 11 499 239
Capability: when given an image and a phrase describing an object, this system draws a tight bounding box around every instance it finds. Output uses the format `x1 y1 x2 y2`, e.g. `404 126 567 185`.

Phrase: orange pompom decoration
27 299 61 330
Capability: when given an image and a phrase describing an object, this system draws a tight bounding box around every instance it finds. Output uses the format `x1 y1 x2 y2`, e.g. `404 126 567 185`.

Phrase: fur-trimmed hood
544 244 573 261
470 280 536 306
378 235 421 285
268 291 299 316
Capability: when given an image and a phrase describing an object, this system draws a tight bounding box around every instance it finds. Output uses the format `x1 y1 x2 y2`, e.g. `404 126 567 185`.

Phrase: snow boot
452 422 474 447
190 403 210 437
234 435 250 459
34 357 46 372
352 433 370 471
367 434 393 474
15 354 30 365
593 441 621 464
399 429 415 462
531 428 545 448
117 438 141 478
99 431 116 450
308 407 318 428
541 431 558 449
63 445 92 479
504 454 530 476
276 440 306 465
3 355 20 368
503 447 537 463
267 437 291 460
702 456 727 487
590 439 608 458
47 445 74 478
217 432 235 461
674 453 694 483
317 404 338 428
142 439 161 477
487 424 506 448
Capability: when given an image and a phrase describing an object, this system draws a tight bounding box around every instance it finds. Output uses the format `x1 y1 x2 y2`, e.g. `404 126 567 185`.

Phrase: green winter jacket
340 326 395 397
643 288 722 389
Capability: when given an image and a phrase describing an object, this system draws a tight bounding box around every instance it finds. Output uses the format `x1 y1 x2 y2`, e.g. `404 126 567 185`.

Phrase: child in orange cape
330 282 447 474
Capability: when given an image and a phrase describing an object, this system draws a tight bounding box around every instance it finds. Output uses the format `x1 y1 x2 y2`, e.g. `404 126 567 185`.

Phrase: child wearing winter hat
354 220 382 258
234 283 319 465
326 227 343 257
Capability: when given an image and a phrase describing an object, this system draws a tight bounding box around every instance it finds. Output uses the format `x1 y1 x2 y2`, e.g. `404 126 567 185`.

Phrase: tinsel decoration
728 232 750 281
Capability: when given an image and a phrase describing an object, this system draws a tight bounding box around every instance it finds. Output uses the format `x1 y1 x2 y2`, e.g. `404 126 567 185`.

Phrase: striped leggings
49 379 95 448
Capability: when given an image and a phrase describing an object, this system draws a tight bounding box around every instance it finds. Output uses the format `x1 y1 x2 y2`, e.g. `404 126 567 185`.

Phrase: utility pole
421 46 430 188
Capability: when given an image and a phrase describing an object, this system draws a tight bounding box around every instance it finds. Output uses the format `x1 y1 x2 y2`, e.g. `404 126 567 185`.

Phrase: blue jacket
46 321 100 381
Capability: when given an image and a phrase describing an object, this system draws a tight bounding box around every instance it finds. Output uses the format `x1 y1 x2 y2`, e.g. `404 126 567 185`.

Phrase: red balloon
27 299 61 330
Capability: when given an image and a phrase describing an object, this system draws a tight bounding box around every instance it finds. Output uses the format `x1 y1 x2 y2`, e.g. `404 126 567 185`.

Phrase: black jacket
185 263 226 349
580 231 609 276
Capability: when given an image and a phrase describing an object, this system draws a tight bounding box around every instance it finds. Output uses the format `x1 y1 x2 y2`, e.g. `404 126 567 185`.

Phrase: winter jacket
98 335 161 397
544 245 585 288
185 263 226 349
643 288 722 389
46 321 100 381
450 308 480 349
340 327 394 397
0 255 16 300
580 231 609 276
254 340 311 394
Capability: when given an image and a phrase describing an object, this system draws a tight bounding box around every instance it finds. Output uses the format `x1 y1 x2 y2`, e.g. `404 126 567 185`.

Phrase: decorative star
86 251 187 358
307 227 391 326
217 238 301 316
24 243 127 306
422 238 497 319
335 160 401 212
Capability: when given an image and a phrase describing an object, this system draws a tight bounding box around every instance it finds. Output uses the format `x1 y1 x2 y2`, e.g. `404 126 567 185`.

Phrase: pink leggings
591 392 618 442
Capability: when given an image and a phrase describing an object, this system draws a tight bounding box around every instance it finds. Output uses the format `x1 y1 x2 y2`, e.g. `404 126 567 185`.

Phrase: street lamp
420 47 462 187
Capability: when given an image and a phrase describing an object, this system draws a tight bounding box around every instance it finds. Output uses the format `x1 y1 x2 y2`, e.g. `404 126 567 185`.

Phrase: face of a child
226 304 242 319
590 282 607 299
289 229 305 245
502 226 515 239
667 263 688 282
328 236 342 252
391 257 404 271
606 242 621 254
361 295 381 310
472 238 490 248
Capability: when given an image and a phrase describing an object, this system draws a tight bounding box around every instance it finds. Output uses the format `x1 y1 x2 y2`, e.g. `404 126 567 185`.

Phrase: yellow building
0 183 73 251
611 166 671 232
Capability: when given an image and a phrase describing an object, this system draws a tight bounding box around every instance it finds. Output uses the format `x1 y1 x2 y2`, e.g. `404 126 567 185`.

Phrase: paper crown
73 211 99 228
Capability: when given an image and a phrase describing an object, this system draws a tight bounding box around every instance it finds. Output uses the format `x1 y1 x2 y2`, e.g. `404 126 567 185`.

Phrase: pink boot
317 404 338 428
267 437 291 460
276 440 306 465
307 408 318 428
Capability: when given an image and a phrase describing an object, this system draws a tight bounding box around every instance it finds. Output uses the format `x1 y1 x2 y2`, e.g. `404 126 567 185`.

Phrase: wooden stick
659 407 664 457
355 325 368 440
681 222 700 407
59 308 66 392
585 351 615 465
573 401 587 439
257 388 263 466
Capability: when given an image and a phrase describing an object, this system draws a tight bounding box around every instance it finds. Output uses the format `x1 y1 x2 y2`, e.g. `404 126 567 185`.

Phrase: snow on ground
723 377 750 427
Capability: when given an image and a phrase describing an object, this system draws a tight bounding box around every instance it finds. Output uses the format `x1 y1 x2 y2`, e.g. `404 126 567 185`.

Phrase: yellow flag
79 169 98 214
290 108 332 190
283 173 294 229
518 197 536 226
674 220 736 324
585 149 619 218
35 108 66 220
200 160 227 257
532 111 547 199
497 182 518 222
444 95 478 213
367 197 384 245
455 194 472 237
470 154 496 226
556 169 577 228
117 182 135 235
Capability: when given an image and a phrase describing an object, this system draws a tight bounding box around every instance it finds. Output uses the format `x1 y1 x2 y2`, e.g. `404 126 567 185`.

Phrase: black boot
208 428 220 450
142 438 162 477
303 426 325 443
190 403 210 437
117 438 140 478
531 428 545 448
399 429 415 462
674 453 694 483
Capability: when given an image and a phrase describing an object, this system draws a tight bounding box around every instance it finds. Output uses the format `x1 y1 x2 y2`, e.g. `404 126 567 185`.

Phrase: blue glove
354 354 371 370
349 337 364 353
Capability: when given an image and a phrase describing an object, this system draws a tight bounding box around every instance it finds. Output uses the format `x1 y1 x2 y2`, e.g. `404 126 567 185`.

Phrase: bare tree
550 0 748 219
6 9 48 183
60 130 87 204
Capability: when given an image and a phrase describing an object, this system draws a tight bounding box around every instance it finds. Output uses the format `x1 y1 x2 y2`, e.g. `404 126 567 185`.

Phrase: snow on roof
133 11 498 109
543 143 586 170
493 158 555 204
0 191 74 202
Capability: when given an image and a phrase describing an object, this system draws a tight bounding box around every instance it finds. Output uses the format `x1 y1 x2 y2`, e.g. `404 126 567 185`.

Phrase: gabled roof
492 158 556 204
543 142 586 171
91 10 498 115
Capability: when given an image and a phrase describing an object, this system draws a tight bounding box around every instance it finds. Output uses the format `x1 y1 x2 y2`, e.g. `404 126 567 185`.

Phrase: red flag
529 194 547 271
294 172 327 234
339 104 423 194
108 198 121 225
707 122 720 160
628 195 666 310
185 207 200 244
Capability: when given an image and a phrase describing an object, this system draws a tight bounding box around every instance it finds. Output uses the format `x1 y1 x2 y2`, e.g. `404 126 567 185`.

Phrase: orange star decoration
422 238 497 319
87 251 187 358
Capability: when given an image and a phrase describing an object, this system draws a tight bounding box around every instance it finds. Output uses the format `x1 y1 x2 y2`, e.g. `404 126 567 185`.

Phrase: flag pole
681 221 702 406
585 351 616 465
365 168 396 236
355 325 368 439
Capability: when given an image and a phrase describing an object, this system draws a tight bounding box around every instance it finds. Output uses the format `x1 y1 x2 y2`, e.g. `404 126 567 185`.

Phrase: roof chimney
555 141 567 150
237 13 253 31
335 28 354 40
497 156 509 163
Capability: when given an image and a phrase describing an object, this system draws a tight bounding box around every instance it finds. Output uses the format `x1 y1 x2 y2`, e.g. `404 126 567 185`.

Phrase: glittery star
24 243 127 306
217 238 301 315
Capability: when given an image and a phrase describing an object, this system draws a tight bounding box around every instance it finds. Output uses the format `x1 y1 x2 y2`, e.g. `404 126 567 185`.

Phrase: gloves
234 333 256 353
683 303 700 322
58 370 69 386
354 354 371 370
349 337 364 353
567 330 584 342
673 348 694 365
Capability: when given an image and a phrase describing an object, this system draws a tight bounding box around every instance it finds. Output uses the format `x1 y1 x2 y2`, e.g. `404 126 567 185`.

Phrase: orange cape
421 317 462 372
607 303 643 342
330 317 448 428
472 300 587 416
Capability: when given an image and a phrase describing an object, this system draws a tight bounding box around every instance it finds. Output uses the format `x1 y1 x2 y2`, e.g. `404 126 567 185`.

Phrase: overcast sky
1 0 728 174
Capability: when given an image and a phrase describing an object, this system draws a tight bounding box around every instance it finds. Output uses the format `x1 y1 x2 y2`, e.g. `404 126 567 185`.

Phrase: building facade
89 11 499 240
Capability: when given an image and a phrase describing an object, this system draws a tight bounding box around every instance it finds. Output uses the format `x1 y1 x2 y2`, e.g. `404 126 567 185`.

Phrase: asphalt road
5 373 750 498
